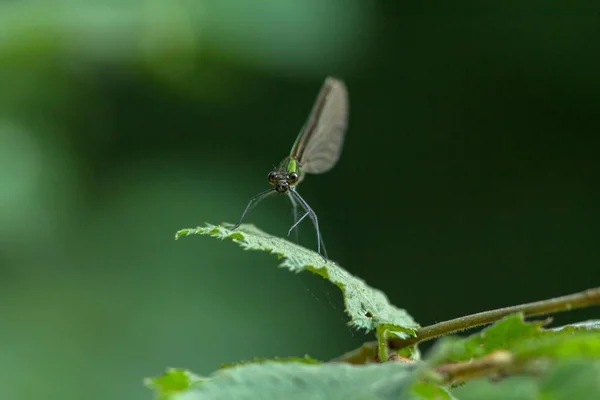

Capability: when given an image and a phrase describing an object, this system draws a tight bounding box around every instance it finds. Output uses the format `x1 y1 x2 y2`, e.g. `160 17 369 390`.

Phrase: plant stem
332 287 600 363
435 350 514 384
330 342 378 364
388 287 600 350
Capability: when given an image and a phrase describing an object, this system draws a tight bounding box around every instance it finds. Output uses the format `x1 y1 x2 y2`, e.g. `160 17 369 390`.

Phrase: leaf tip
175 229 192 239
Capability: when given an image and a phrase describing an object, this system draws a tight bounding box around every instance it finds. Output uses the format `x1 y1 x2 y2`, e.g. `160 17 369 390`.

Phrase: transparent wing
290 77 349 174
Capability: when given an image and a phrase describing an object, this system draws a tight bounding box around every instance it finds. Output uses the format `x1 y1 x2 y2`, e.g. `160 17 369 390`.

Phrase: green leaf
220 355 321 369
411 381 458 400
538 360 600 400
428 314 545 364
174 361 419 400
177 224 419 339
428 314 600 390
452 360 600 400
513 331 600 360
429 313 600 365
145 368 206 400
453 376 537 400
552 319 600 331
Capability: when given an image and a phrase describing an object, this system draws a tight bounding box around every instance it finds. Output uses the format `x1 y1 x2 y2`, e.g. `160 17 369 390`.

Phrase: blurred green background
1 1 599 399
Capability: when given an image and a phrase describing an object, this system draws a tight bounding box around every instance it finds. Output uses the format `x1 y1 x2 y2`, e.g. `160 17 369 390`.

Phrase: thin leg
287 192 301 243
289 188 328 260
288 211 310 236
233 188 275 230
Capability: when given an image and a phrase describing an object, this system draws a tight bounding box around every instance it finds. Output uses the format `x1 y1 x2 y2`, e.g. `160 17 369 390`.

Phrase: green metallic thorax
284 157 298 173
279 156 304 183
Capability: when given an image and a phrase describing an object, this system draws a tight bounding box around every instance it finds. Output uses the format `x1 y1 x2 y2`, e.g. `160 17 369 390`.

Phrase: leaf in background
452 360 600 400
552 319 600 331
220 355 321 369
429 313 600 365
537 360 600 400
175 361 419 400
176 224 419 339
0 0 372 80
411 381 458 400
427 314 546 364
512 331 600 360
145 368 205 400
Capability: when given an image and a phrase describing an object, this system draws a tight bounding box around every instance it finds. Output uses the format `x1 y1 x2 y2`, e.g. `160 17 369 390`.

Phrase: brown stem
329 342 378 364
333 287 600 363
435 350 514 385
389 287 600 349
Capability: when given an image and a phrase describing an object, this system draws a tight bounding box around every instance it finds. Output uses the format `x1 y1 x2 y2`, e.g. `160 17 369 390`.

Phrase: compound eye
268 171 277 184
288 172 299 184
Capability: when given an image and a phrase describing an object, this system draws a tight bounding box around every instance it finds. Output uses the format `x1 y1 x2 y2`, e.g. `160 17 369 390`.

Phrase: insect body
233 77 349 259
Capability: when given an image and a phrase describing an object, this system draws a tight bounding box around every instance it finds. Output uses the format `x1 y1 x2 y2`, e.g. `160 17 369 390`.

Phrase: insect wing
290 77 349 174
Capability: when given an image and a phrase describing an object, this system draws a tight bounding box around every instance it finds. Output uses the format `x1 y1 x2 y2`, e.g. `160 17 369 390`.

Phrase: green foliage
161 224 600 400
411 382 458 400
537 360 600 400
428 314 545 363
429 314 600 365
145 369 205 400
452 360 600 400
429 315 600 398
220 355 321 369
552 319 600 331
176 224 420 339
513 330 600 360
151 362 419 400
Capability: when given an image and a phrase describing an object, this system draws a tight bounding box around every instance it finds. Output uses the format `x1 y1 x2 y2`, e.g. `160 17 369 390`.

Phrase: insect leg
233 188 276 230
289 188 328 259
287 210 310 236
287 192 302 242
